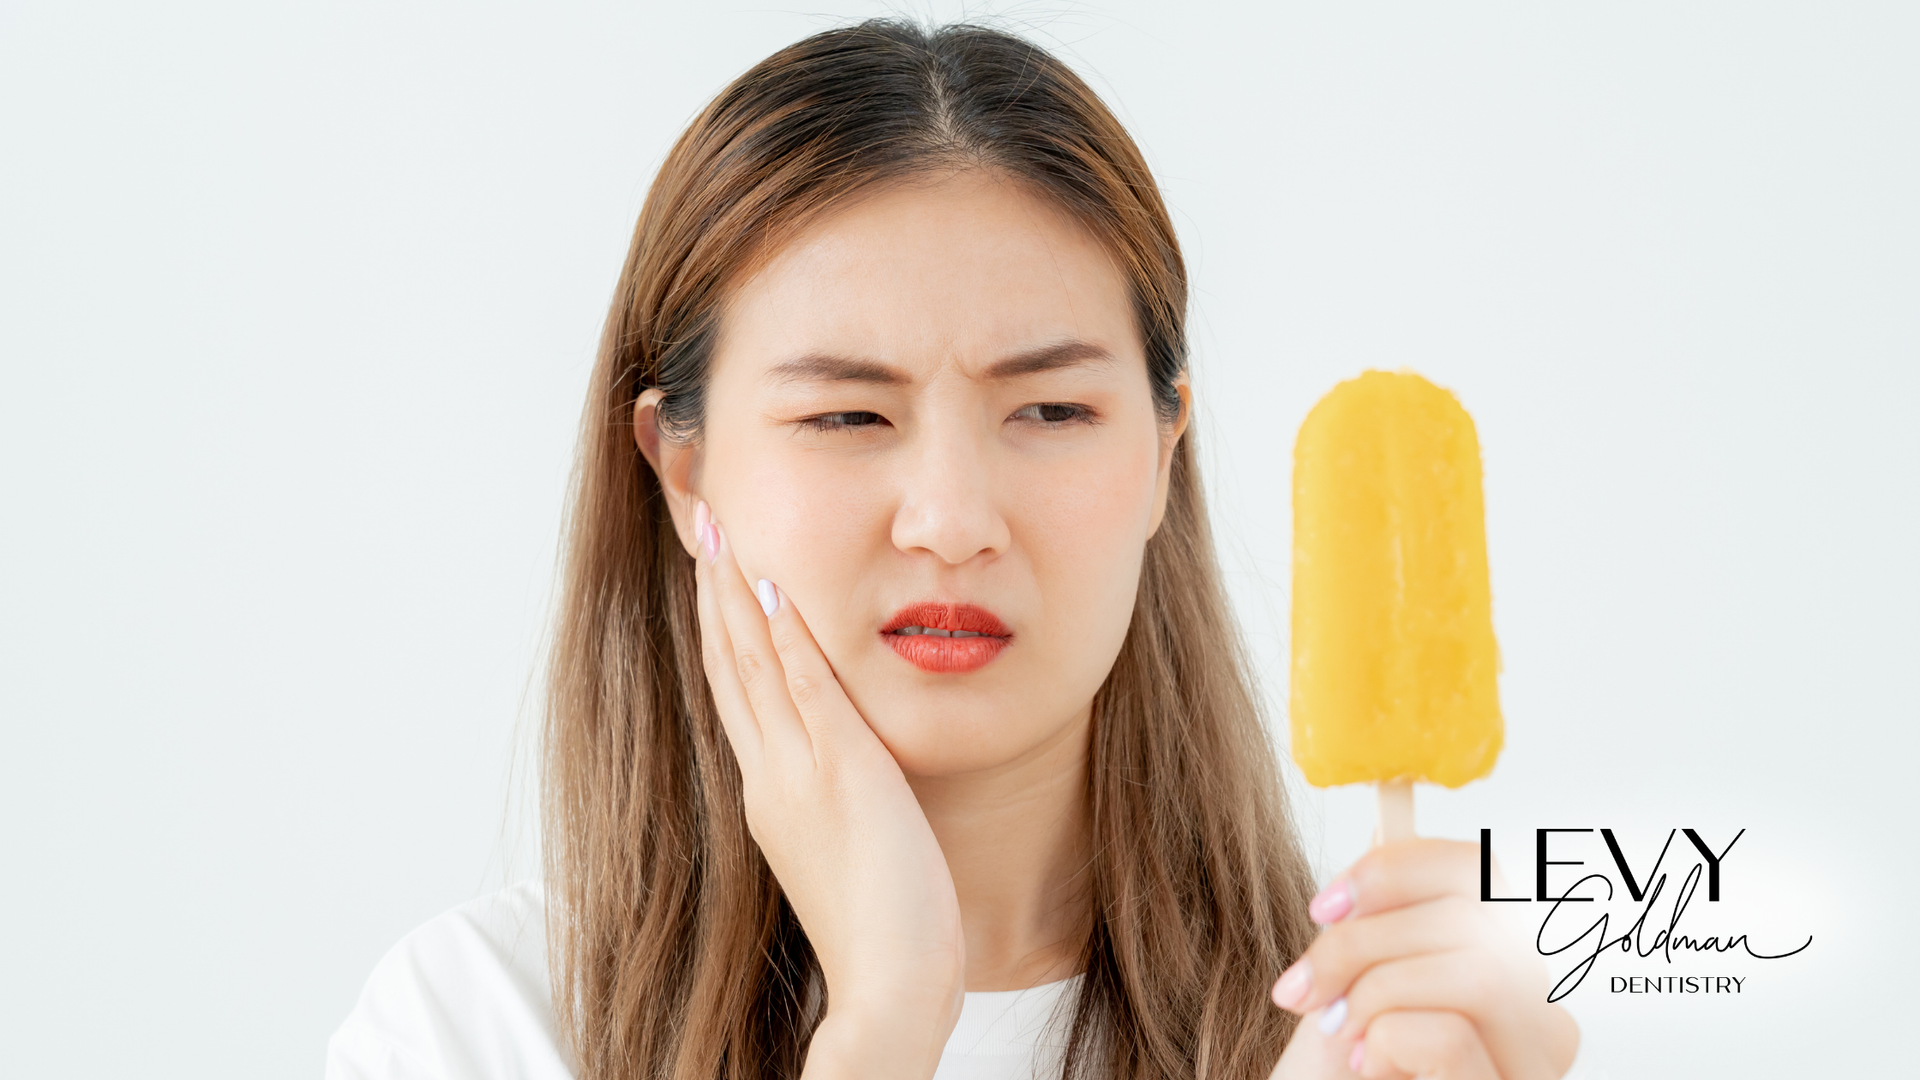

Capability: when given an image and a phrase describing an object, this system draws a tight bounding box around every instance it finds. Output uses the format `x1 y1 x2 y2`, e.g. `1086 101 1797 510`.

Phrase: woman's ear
1146 374 1192 539
633 389 703 558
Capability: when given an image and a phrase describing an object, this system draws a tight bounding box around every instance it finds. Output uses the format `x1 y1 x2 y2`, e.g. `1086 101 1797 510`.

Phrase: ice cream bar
1289 370 1502 791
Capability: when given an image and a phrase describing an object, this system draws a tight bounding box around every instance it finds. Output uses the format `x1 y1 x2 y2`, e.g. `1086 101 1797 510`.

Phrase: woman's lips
880 602 1011 674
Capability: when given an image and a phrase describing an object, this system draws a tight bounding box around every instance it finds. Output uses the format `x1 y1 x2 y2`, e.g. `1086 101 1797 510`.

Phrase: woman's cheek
1019 449 1157 652
1022 433 1159 556
726 448 890 628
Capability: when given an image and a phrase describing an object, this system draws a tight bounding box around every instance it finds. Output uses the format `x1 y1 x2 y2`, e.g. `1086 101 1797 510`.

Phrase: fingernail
1271 961 1311 1010
1309 880 1354 924
1347 1039 1365 1073
693 500 710 538
756 579 779 616
704 523 720 563
1317 996 1348 1035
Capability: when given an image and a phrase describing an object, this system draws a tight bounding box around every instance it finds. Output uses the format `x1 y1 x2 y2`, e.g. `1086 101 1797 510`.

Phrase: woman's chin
861 704 1091 783
887 739 1035 781
825 648 1098 780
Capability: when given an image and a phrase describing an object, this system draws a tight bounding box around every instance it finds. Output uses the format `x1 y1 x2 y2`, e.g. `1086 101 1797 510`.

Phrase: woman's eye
1012 402 1092 425
798 410 890 431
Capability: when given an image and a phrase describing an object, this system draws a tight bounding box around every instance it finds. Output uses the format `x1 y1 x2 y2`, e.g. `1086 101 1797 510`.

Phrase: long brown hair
544 20 1318 1079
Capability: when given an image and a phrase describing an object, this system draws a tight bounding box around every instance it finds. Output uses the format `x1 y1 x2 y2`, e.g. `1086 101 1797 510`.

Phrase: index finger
702 513 815 764
1315 839 1480 922
692 502 766 769
757 580 877 761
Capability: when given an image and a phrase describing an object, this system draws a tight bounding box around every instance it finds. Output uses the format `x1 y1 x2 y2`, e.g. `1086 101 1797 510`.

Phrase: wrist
803 996 958 1080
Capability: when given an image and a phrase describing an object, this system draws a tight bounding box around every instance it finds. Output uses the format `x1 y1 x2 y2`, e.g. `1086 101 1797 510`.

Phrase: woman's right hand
692 502 966 1080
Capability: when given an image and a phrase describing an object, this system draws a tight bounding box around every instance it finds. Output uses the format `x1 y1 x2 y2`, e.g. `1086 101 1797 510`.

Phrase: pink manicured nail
756 579 779 617
1271 961 1311 1010
1309 880 1354 924
1347 1039 1365 1073
693 500 710 539
704 523 720 562
1316 995 1348 1035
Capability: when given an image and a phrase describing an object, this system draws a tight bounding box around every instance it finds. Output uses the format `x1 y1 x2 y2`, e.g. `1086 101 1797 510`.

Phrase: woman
329 20 1581 1080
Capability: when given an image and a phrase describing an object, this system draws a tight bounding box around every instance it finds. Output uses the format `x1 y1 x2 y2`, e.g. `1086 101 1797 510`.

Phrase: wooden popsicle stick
1375 779 1415 845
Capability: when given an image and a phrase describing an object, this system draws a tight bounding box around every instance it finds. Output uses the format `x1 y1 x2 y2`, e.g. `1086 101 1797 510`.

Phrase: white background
2 2 1913 1076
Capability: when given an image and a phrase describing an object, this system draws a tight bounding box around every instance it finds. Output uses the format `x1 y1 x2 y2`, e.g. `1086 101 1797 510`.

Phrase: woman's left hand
1267 839 1580 1080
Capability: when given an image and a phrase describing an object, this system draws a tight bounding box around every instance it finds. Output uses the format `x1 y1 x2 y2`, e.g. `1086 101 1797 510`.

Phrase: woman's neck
906 708 1094 993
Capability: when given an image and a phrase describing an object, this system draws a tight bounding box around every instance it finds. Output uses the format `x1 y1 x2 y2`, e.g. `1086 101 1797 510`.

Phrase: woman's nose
889 429 1011 566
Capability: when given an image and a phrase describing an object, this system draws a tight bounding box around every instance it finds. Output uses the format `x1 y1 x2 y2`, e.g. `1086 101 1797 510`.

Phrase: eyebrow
985 340 1117 379
765 340 1116 385
766 354 909 385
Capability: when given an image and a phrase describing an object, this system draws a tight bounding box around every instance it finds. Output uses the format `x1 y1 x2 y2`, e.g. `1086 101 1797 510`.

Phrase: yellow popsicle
1290 370 1502 789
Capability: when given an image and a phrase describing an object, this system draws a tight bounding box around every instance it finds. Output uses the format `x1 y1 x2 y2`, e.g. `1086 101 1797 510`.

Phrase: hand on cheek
1266 840 1580 1080
691 501 965 1079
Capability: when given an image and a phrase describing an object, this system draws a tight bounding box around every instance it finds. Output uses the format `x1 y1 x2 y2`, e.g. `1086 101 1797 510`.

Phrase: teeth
894 626 985 638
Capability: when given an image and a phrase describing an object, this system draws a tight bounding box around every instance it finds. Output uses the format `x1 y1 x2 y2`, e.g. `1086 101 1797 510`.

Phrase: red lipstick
880 602 1011 674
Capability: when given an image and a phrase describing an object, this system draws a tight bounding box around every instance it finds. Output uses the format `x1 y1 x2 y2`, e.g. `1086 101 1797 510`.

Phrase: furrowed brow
982 340 1117 379
766 353 911 386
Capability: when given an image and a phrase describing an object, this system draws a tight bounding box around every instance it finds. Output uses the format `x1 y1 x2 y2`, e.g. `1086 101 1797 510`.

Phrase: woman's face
654 170 1186 780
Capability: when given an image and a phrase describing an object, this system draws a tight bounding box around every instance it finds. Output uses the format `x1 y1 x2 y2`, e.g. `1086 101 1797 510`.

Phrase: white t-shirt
327 883 1600 1079
326 882 1072 1080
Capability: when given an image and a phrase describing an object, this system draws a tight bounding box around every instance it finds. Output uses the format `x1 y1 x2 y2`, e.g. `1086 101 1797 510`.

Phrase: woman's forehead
712 172 1141 384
